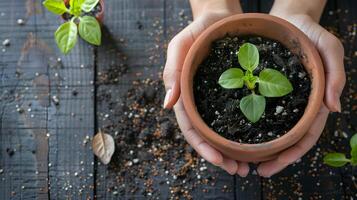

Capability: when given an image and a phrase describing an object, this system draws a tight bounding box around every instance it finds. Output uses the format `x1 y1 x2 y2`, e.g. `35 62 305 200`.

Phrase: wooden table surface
0 0 356 199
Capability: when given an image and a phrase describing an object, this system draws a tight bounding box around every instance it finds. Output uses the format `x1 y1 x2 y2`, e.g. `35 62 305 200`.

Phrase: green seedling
43 0 101 54
323 133 357 167
218 43 293 123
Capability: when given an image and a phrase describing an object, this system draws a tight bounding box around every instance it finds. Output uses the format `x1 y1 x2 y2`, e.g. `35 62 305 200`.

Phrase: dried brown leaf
92 129 115 164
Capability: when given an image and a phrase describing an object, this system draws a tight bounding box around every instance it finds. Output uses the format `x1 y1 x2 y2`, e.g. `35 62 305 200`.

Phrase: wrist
270 0 326 22
190 0 242 20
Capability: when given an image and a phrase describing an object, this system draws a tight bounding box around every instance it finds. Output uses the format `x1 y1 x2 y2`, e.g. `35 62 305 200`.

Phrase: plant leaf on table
323 152 350 167
239 94 266 123
79 16 101 45
81 0 100 12
350 134 357 165
55 21 78 54
351 148 357 166
258 68 293 97
218 68 244 89
92 129 115 165
43 0 68 15
350 133 357 149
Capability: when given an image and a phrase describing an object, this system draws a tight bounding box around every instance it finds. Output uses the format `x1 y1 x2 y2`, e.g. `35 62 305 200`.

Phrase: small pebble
298 72 306 78
275 106 284 114
17 19 25 25
133 158 139 164
52 95 60 105
2 39 10 46
126 161 133 166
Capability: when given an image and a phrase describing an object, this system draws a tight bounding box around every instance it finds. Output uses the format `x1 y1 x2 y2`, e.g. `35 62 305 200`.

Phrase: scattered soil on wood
194 35 311 144
97 79 231 198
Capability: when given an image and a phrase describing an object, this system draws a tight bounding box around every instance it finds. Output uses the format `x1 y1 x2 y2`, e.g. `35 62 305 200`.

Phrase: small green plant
43 0 102 54
218 43 293 123
323 133 357 167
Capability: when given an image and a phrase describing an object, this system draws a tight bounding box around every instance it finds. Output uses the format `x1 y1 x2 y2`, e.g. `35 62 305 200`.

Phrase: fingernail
335 93 342 112
163 89 172 109
257 168 270 178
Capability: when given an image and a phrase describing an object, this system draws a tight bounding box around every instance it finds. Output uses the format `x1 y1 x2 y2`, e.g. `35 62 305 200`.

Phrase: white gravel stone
275 106 284 114
2 39 10 46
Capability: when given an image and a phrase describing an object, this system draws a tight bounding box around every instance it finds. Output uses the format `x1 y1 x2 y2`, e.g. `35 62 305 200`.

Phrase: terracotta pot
62 0 105 24
180 13 325 162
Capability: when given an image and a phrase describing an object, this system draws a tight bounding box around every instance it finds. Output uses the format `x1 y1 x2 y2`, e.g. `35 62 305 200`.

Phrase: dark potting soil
62 2 102 21
194 35 311 144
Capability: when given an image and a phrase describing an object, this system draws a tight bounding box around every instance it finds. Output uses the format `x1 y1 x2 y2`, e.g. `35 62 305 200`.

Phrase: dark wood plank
241 0 259 13
94 0 166 199
41 16 96 200
259 0 274 13
0 0 96 199
335 0 357 198
0 1 49 199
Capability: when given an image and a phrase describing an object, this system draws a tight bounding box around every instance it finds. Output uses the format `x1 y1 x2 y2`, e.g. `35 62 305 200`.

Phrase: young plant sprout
323 133 357 167
43 0 102 54
218 43 293 123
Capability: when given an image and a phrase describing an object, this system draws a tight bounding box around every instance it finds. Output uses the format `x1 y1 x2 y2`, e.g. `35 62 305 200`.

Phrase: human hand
257 13 346 177
163 1 250 176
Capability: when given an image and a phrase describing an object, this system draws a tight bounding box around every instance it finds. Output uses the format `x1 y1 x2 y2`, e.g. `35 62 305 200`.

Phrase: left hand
257 13 346 177
163 4 250 176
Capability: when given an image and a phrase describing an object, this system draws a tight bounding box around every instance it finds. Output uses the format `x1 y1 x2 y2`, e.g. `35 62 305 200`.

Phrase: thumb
163 21 205 109
312 23 346 112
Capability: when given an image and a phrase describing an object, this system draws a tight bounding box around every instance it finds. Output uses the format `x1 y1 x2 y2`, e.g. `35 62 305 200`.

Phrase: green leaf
239 94 265 123
351 148 357 166
350 133 357 166
43 0 68 15
69 0 84 16
258 68 293 97
238 43 259 71
323 153 350 167
55 21 78 54
350 133 357 149
218 68 244 89
81 0 99 12
78 16 101 45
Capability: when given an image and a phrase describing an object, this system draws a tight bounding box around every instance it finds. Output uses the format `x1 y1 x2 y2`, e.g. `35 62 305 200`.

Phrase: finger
163 20 205 109
174 99 223 166
218 157 238 175
311 24 346 112
237 162 250 177
257 105 329 177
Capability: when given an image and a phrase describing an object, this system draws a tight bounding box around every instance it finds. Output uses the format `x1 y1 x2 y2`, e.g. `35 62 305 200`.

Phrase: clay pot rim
181 13 325 152
62 0 105 23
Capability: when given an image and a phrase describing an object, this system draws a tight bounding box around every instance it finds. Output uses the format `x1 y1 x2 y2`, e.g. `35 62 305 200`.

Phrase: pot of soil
180 13 325 162
62 0 105 23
